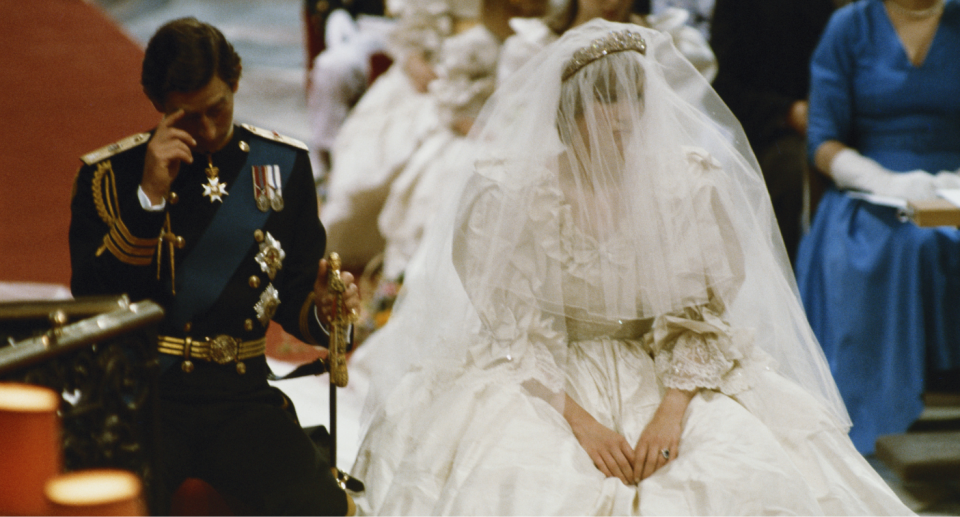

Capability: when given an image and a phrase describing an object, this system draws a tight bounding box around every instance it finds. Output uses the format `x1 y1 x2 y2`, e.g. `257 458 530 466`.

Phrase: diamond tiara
562 29 647 81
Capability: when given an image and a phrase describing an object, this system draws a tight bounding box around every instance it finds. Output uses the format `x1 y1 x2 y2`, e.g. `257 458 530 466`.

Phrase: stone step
875 431 960 483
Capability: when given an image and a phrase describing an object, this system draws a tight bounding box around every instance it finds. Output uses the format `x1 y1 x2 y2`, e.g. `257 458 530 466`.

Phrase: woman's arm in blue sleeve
807 5 861 164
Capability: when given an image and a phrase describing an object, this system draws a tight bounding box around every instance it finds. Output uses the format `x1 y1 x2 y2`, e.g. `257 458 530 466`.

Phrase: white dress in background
652 0 715 40
307 10 394 186
321 0 479 269
376 24 500 279
350 150 912 515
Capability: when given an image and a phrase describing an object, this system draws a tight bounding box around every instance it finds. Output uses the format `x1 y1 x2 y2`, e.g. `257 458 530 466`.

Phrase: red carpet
0 0 157 288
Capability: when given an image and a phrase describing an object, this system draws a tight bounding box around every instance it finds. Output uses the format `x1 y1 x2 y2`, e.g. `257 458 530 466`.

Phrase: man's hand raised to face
142 110 197 205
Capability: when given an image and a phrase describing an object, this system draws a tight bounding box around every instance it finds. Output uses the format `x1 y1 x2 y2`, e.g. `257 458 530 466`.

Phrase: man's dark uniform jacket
69 124 347 515
70 123 329 356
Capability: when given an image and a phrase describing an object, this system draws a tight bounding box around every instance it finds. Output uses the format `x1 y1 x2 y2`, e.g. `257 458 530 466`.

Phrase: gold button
181 360 194 373
168 192 179 204
175 236 186 249
244 319 254 331
239 141 250 152
254 229 264 242
184 323 192 333
236 362 247 375
249 276 261 288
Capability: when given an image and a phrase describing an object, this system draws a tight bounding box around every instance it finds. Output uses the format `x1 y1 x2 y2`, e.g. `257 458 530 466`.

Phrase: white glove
934 170 960 190
830 148 938 200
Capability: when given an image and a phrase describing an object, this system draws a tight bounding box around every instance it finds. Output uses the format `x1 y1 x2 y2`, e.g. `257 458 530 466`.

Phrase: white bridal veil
358 19 850 433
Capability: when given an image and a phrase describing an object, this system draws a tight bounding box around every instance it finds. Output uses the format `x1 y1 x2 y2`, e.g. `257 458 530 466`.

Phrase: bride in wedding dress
348 19 912 515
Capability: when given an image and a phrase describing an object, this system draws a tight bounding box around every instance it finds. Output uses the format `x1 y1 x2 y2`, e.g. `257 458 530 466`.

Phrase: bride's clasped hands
565 388 695 485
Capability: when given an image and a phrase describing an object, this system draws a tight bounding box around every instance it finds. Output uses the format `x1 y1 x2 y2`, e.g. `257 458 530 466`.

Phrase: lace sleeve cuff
643 301 756 395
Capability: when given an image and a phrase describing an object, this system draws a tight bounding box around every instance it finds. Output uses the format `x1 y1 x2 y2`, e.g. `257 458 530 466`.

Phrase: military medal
254 283 280 325
203 154 228 203
266 165 284 212
254 231 285 280
252 166 270 212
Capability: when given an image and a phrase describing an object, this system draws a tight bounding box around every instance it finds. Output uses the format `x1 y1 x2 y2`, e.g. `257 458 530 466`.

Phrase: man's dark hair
141 17 242 107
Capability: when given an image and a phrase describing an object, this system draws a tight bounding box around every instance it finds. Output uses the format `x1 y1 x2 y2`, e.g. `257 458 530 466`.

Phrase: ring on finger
660 448 670 460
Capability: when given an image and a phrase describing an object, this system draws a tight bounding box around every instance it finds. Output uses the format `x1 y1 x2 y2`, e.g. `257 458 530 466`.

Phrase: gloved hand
830 148 938 200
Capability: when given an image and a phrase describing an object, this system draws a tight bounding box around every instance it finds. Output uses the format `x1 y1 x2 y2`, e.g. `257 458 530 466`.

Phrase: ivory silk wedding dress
346 19 913 515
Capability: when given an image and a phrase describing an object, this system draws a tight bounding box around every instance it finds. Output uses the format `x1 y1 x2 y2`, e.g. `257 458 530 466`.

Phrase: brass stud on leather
254 229 264 243
244 319 254 331
236 362 246 375
249 276 261 289
168 192 179 204
181 360 194 373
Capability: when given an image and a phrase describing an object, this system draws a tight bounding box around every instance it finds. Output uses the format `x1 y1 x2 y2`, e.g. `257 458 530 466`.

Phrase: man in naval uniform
69 17 360 515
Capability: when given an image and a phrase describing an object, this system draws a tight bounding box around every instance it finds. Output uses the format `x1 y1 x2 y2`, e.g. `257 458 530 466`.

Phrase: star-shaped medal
202 177 229 203
254 232 285 280
254 283 280 325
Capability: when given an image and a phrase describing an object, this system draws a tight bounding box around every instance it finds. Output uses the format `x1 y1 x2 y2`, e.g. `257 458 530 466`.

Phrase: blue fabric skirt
796 187 960 453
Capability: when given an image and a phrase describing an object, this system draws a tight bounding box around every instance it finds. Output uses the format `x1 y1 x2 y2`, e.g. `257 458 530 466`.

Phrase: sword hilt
326 252 354 388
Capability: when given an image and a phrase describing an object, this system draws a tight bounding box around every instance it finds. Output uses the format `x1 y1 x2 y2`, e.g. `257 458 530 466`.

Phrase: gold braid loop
93 161 116 257
92 161 117 225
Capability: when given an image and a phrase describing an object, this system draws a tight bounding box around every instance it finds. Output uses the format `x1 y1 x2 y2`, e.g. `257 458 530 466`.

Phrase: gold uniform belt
158 335 266 374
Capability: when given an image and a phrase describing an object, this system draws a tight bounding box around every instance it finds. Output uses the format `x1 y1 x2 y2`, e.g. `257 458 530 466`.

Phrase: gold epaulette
80 133 151 166
241 124 308 151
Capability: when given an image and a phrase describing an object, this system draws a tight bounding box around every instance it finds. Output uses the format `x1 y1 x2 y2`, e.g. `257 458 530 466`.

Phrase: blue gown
796 0 960 454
